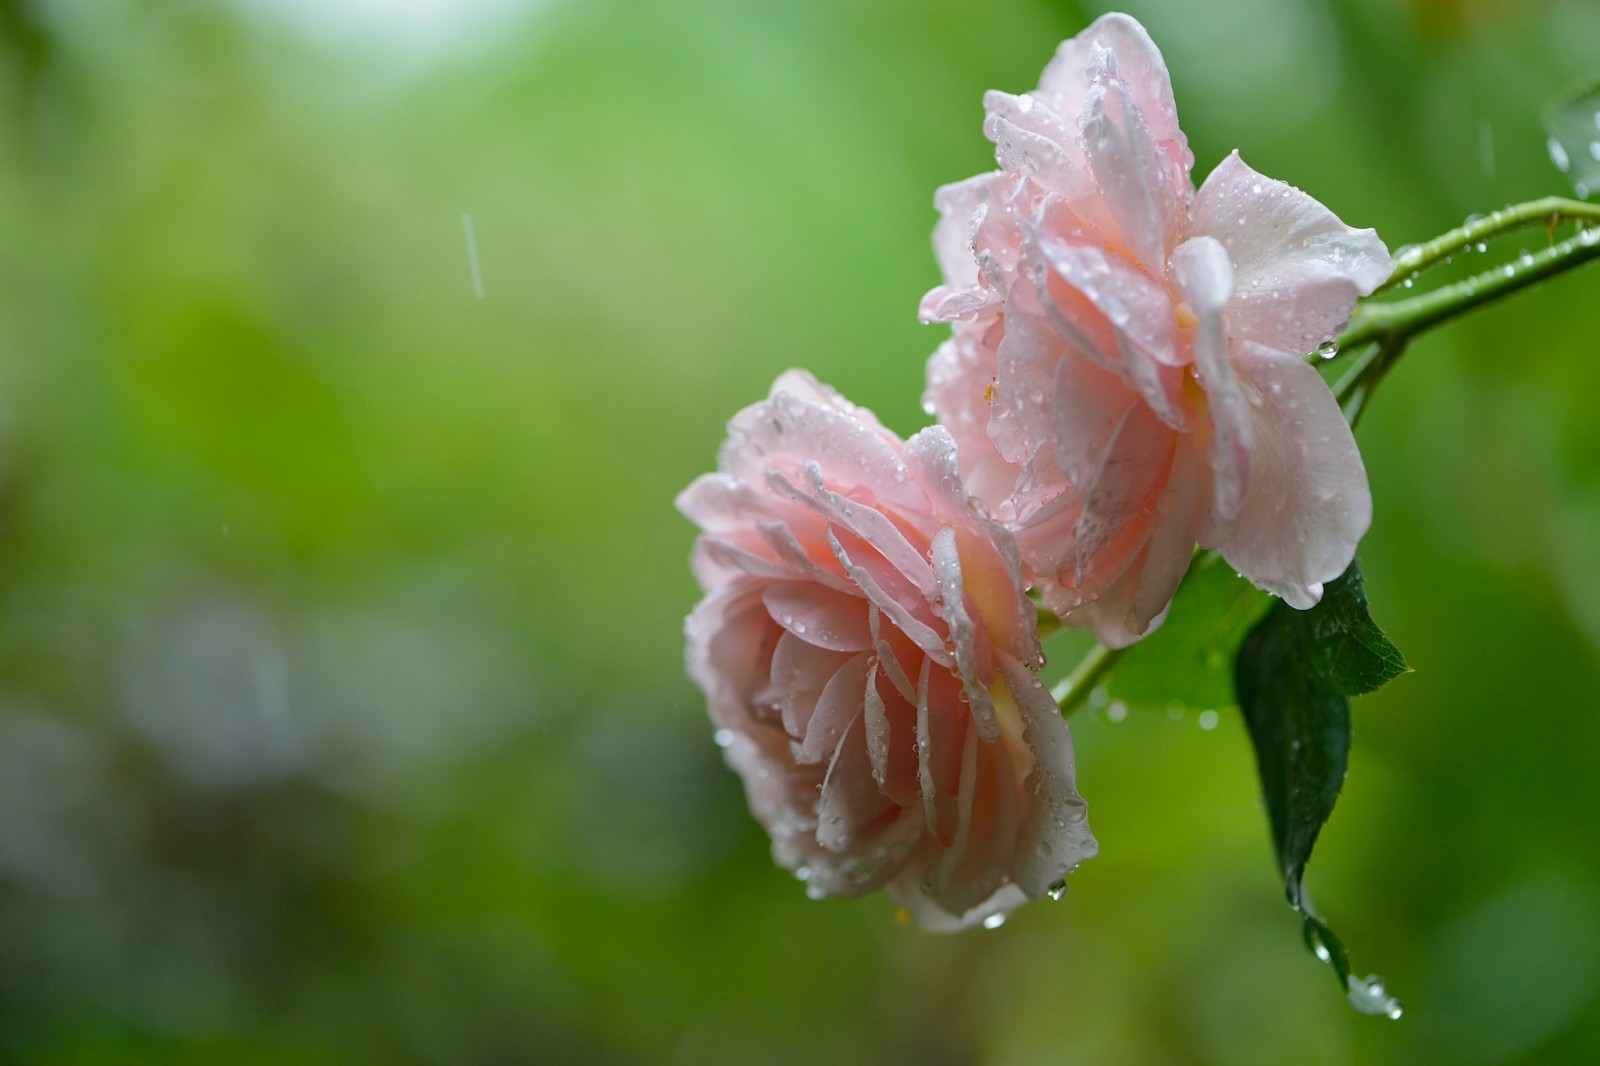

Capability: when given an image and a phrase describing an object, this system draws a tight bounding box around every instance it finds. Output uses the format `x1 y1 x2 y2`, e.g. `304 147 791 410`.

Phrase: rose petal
721 378 923 516
1002 658 1098 897
1035 13 1190 181
761 582 871 651
1219 346 1372 609
1171 235 1251 531
1035 239 1186 426
1079 65 1185 277
1193 151 1392 353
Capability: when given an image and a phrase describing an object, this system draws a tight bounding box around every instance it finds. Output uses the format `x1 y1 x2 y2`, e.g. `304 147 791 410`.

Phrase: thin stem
1372 197 1600 295
1053 641 1125 718
1345 225 1600 349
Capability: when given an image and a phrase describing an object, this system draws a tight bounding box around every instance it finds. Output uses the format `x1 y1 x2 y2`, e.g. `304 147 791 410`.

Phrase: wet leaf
1233 559 1408 1015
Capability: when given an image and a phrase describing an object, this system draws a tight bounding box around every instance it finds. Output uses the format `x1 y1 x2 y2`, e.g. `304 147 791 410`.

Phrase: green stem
1345 225 1600 348
1054 640 1125 718
1372 197 1600 296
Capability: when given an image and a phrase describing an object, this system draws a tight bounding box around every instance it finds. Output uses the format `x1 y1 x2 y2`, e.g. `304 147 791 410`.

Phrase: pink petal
676 473 786 537
931 526 1000 743
1035 239 1187 426
1219 346 1371 609
767 630 845 737
1079 62 1187 277
930 173 999 292
888 879 1030 933
1002 658 1097 897
903 426 1038 663
798 652 871 763
826 529 950 666
983 92 1099 206
1192 151 1392 354
923 321 1021 512
688 586 780 718
928 729 1022 915
1035 13 1190 181
721 376 924 517
770 461 936 595
1171 235 1251 531
761 582 871 652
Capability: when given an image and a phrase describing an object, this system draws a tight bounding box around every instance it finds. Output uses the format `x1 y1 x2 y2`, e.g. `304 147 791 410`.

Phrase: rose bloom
678 372 1096 929
921 13 1393 647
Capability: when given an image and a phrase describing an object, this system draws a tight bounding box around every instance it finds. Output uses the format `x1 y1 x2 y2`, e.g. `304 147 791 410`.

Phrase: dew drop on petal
982 912 1007 930
1046 879 1068 902
713 728 734 748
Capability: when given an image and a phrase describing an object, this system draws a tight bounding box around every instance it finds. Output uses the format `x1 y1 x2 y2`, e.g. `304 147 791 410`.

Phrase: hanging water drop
1544 80 1600 197
982 912 1007 930
1346 972 1404 1020
1046 879 1068 902
713 728 734 748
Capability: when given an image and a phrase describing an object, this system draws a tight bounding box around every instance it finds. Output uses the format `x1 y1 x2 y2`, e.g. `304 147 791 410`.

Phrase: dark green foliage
1235 560 1408 996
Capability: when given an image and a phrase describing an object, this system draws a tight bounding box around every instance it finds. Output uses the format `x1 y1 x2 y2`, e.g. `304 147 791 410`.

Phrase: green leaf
1233 559 1408 1016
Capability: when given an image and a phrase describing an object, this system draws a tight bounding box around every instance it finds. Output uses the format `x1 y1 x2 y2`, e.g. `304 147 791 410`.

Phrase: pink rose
921 13 1393 646
678 372 1096 929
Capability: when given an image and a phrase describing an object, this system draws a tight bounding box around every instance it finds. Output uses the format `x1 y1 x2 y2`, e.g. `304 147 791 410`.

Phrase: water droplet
713 728 734 748
1401 277 1414 289
1544 81 1600 197
795 865 812 882
1346 972 1404 1020
982 912 1007 930
1046 879 1068 902
1106 700 1128 724
1315 340 1339 360
1197 709 1220 731
1474 241 1488 253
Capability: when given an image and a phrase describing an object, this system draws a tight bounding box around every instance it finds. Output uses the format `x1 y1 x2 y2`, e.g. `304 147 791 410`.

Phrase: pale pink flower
921 13 1393 646
678 371 1096 929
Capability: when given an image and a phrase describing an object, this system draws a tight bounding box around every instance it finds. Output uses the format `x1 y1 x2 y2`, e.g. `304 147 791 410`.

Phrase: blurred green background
1 0 1598 1062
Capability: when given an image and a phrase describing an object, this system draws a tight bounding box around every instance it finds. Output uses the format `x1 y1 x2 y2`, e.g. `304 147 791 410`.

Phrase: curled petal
1219 346 1372 608
1080 64 1186 277
1171 235 1251 533
1003 658 1098 897
1035 13 1190 181
1036 240 1187 426
1193 151 1392 353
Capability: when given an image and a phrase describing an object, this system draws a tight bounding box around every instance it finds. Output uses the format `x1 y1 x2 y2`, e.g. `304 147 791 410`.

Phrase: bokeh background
1 0 1598 1062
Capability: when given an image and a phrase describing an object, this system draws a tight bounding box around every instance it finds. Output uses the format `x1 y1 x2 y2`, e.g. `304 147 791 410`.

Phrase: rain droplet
1346 972 1404 1020
982 912 1007 930
1046 879 1068 901
1197 709 1220 731
1106 700 1128 724
1544 80 1600 197
713 728 734 748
